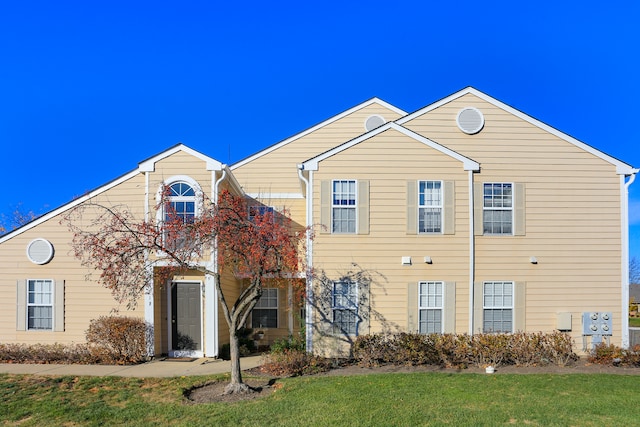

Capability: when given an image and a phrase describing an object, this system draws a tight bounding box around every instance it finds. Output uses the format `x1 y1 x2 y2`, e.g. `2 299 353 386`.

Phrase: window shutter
443 282 456 333
473 282 483 334
514 282 526 331
443 181 455 235
320 180 331 234
358 284 370 335
54 279 65 332
278 290 287 330
407 282 418 332
514 183 526 236
357 180 370 235
16 280 26 331
406 181 417 235
473 182 483 236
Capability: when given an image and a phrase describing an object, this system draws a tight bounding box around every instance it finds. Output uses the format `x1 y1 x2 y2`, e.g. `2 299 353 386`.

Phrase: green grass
629 317 640 327
1 372 639 426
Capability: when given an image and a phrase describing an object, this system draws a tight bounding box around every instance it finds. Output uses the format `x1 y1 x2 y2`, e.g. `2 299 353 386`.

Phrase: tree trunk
223 329 252 395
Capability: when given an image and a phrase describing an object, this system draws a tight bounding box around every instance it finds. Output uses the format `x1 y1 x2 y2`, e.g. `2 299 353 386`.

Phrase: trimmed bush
85 316 150 364
260 349 333 377
354 331 577 369
0 343 96 364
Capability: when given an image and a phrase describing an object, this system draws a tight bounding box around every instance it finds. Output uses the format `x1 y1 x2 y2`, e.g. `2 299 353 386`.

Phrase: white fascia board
231 98 407 170
0 144 232 245
398 87 635 174
299 122 480 172
139 144 224 172
0 168 141 244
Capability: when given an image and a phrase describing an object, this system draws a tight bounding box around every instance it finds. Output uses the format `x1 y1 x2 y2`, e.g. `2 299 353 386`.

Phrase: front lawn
1 372 639 426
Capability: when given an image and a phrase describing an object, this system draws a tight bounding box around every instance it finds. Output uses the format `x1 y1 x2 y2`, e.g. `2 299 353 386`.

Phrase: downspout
622 170 638 348
298 165 314 353
207 167 227 357
468 169 475 335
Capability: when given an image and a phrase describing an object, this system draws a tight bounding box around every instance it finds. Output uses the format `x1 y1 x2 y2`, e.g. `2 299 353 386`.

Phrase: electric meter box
582 312 613 336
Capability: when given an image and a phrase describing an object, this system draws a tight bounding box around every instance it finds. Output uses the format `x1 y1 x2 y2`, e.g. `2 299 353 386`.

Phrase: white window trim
26 278 54 331
252 288 279 329
332 281 359 335
331 179 358 234
418 281 444 334
418 180 443 234
482 182 514 235
482 281 514 333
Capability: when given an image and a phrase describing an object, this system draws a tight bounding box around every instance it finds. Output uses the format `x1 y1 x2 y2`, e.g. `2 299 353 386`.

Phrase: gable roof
299 122 480 172
397 87 636 175
0 144 235 244
231 97 407 170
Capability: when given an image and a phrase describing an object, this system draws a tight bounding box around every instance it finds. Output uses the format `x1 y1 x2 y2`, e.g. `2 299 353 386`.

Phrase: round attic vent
456 107 484 134
364 115 385 131
26 238 54 265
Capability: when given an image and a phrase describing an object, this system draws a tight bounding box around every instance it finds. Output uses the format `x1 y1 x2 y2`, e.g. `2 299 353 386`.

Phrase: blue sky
1 1 639 257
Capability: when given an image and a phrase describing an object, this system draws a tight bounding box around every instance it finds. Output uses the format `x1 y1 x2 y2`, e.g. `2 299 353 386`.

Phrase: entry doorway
169 281 203 357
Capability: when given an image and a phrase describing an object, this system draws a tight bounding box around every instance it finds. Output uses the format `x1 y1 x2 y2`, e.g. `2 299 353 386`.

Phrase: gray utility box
582 312 613 336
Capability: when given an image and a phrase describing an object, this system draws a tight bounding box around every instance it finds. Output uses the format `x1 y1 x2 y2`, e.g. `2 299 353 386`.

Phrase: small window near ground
252 288 278 329
332 281 358 335
27 279 53 330
483 281 513 333
419 281 443 333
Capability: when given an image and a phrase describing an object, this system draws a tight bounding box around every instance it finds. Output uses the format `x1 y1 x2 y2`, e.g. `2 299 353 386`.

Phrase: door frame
167 280 204 358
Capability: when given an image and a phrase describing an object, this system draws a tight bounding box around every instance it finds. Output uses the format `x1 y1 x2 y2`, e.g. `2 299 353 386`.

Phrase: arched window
165 182 196 224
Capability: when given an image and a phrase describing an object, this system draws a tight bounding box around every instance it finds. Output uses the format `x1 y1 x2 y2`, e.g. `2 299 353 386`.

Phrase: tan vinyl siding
0 175 146 346
233 104 404 196
310 128 472 342
403 93 623 347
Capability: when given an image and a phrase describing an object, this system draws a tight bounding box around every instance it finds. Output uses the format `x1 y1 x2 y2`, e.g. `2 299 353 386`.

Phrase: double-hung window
483 281 513 333
418 281 443 333
483 183 513 234
252 288 278 329
248 206 275 223
27 279 53 330
163 182 196 249
418 181 442 233
332 180 357 233
332 281 358 335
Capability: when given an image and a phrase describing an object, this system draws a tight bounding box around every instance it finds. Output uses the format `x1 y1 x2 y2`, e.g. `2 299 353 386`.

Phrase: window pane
419 309 442 334
251 309 277 328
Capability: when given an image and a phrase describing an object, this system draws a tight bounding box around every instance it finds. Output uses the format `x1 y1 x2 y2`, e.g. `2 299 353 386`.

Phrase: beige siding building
0 87 636 358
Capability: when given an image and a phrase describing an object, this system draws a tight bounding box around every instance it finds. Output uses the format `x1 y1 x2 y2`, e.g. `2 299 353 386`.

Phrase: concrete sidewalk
0 355 263 378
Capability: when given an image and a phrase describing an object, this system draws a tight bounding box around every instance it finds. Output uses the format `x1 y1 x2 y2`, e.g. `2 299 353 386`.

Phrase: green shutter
358 283 370 335
443 282 456 333
406 181 417 235
357 180 370 235
513 282 526 331
407 282 418 332
320 180 331 234
54 279 65 332
473 182 483 236
16 280 26 331
473 282 484 334
443 181 455 235
514 183 526 236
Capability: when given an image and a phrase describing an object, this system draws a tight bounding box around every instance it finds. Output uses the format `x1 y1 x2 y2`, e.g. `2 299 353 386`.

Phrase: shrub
85 316 150 365
270 333 305 354
470 334 511 368
0 343 96 364
353 334 394 367
540 331 578 367
218 328 257 360
260 349 332 377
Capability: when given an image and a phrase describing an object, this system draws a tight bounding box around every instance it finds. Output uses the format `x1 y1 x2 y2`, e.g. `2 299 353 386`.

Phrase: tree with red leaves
64 188 307 395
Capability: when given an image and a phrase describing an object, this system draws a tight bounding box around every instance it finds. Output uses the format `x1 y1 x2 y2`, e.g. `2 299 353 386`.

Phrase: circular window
456 107 485 134
364 115 385 131
26 238 54 265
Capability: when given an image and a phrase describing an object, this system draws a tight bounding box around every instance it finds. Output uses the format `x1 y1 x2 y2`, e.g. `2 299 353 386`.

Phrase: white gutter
468 170 476 335
622 169 639 348
298 165 314 353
